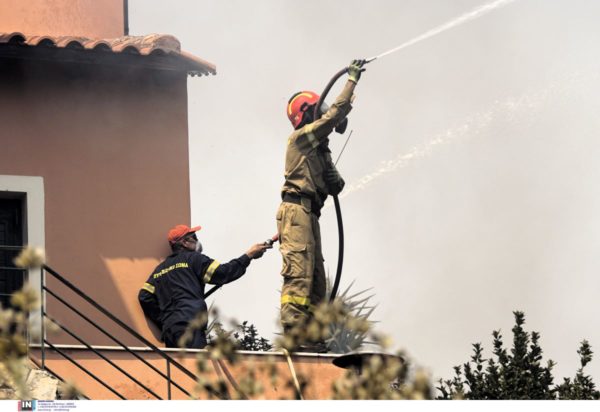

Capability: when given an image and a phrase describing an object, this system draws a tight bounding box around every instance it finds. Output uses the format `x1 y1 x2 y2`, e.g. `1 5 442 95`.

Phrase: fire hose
313 66 352 303
204 66 367 303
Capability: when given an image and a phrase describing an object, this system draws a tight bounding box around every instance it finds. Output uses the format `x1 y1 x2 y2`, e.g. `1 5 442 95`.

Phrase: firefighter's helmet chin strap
314 67 350 303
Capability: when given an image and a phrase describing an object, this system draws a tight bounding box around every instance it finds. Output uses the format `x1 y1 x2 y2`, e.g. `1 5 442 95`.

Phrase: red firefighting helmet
287 91 320 129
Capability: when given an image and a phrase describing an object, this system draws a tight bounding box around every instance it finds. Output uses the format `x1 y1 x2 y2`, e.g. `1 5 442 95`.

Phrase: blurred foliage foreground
187 299 431 400
1 247 84 399
1 247 598 400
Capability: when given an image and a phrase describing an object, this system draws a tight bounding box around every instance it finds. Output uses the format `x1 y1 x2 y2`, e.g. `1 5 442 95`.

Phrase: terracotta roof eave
179 50 216 76
0 32 216 77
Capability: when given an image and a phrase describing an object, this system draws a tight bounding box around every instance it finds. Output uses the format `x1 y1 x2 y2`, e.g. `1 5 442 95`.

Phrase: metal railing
37 264 207 400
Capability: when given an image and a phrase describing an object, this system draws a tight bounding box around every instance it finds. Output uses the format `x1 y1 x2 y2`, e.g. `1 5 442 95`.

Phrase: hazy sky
130 0 600 383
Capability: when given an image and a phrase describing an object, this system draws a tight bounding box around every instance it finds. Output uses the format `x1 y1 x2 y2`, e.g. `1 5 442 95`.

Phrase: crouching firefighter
277 59 367 350
139 224 271 348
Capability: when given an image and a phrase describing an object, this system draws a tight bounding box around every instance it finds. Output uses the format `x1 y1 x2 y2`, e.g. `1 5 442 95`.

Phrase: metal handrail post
40 266 45 370
167 359 172 400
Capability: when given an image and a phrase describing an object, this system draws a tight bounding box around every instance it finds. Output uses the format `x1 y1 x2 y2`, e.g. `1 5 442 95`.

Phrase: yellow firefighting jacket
281 80 355 208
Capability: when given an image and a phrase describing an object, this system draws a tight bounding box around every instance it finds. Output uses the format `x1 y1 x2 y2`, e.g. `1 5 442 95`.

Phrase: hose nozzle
265 234 279 247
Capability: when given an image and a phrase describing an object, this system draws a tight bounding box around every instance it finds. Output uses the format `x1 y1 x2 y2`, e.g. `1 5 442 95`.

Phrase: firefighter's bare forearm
246 242 272 259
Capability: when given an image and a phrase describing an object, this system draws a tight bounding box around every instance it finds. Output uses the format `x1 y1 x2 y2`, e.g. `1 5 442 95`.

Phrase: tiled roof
0 32 216 76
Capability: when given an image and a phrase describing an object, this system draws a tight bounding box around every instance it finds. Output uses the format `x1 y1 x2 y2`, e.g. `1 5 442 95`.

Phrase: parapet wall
30 347 346 400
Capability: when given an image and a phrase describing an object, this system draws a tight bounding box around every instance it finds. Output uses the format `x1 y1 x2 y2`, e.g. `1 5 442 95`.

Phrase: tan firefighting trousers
276 201 326 331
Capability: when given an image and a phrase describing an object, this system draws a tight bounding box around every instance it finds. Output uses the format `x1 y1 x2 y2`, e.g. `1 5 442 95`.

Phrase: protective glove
324 167 345 196
348 59 367 83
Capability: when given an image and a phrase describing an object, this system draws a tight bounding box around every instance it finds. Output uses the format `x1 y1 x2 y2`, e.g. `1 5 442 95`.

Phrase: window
0 196 26 307
0 175 44 343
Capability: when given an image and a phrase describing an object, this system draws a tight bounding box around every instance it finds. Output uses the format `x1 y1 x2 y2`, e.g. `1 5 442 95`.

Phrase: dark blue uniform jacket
138 250 250 340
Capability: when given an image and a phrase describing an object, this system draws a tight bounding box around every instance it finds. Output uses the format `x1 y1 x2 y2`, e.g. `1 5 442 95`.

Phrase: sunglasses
184 234 198 242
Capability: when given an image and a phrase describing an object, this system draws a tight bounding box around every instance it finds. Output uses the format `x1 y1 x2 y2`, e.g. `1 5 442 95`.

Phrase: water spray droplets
322 67 600 209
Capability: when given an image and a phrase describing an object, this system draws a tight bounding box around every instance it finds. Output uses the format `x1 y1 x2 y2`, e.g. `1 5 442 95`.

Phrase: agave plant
205 302 227 344
325 278 379 354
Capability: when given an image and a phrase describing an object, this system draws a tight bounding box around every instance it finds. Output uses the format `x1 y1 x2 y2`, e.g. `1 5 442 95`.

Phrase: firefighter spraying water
138 0 521 354
276 60 367 352
272 0 519 351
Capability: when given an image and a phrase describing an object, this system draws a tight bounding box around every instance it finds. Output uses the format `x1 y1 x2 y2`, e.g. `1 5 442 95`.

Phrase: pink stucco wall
0 56 190 347
0 0 124 38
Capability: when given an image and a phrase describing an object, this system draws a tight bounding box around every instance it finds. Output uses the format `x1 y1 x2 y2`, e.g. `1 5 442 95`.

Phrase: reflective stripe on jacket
281 80 355 205
138 250 251 334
